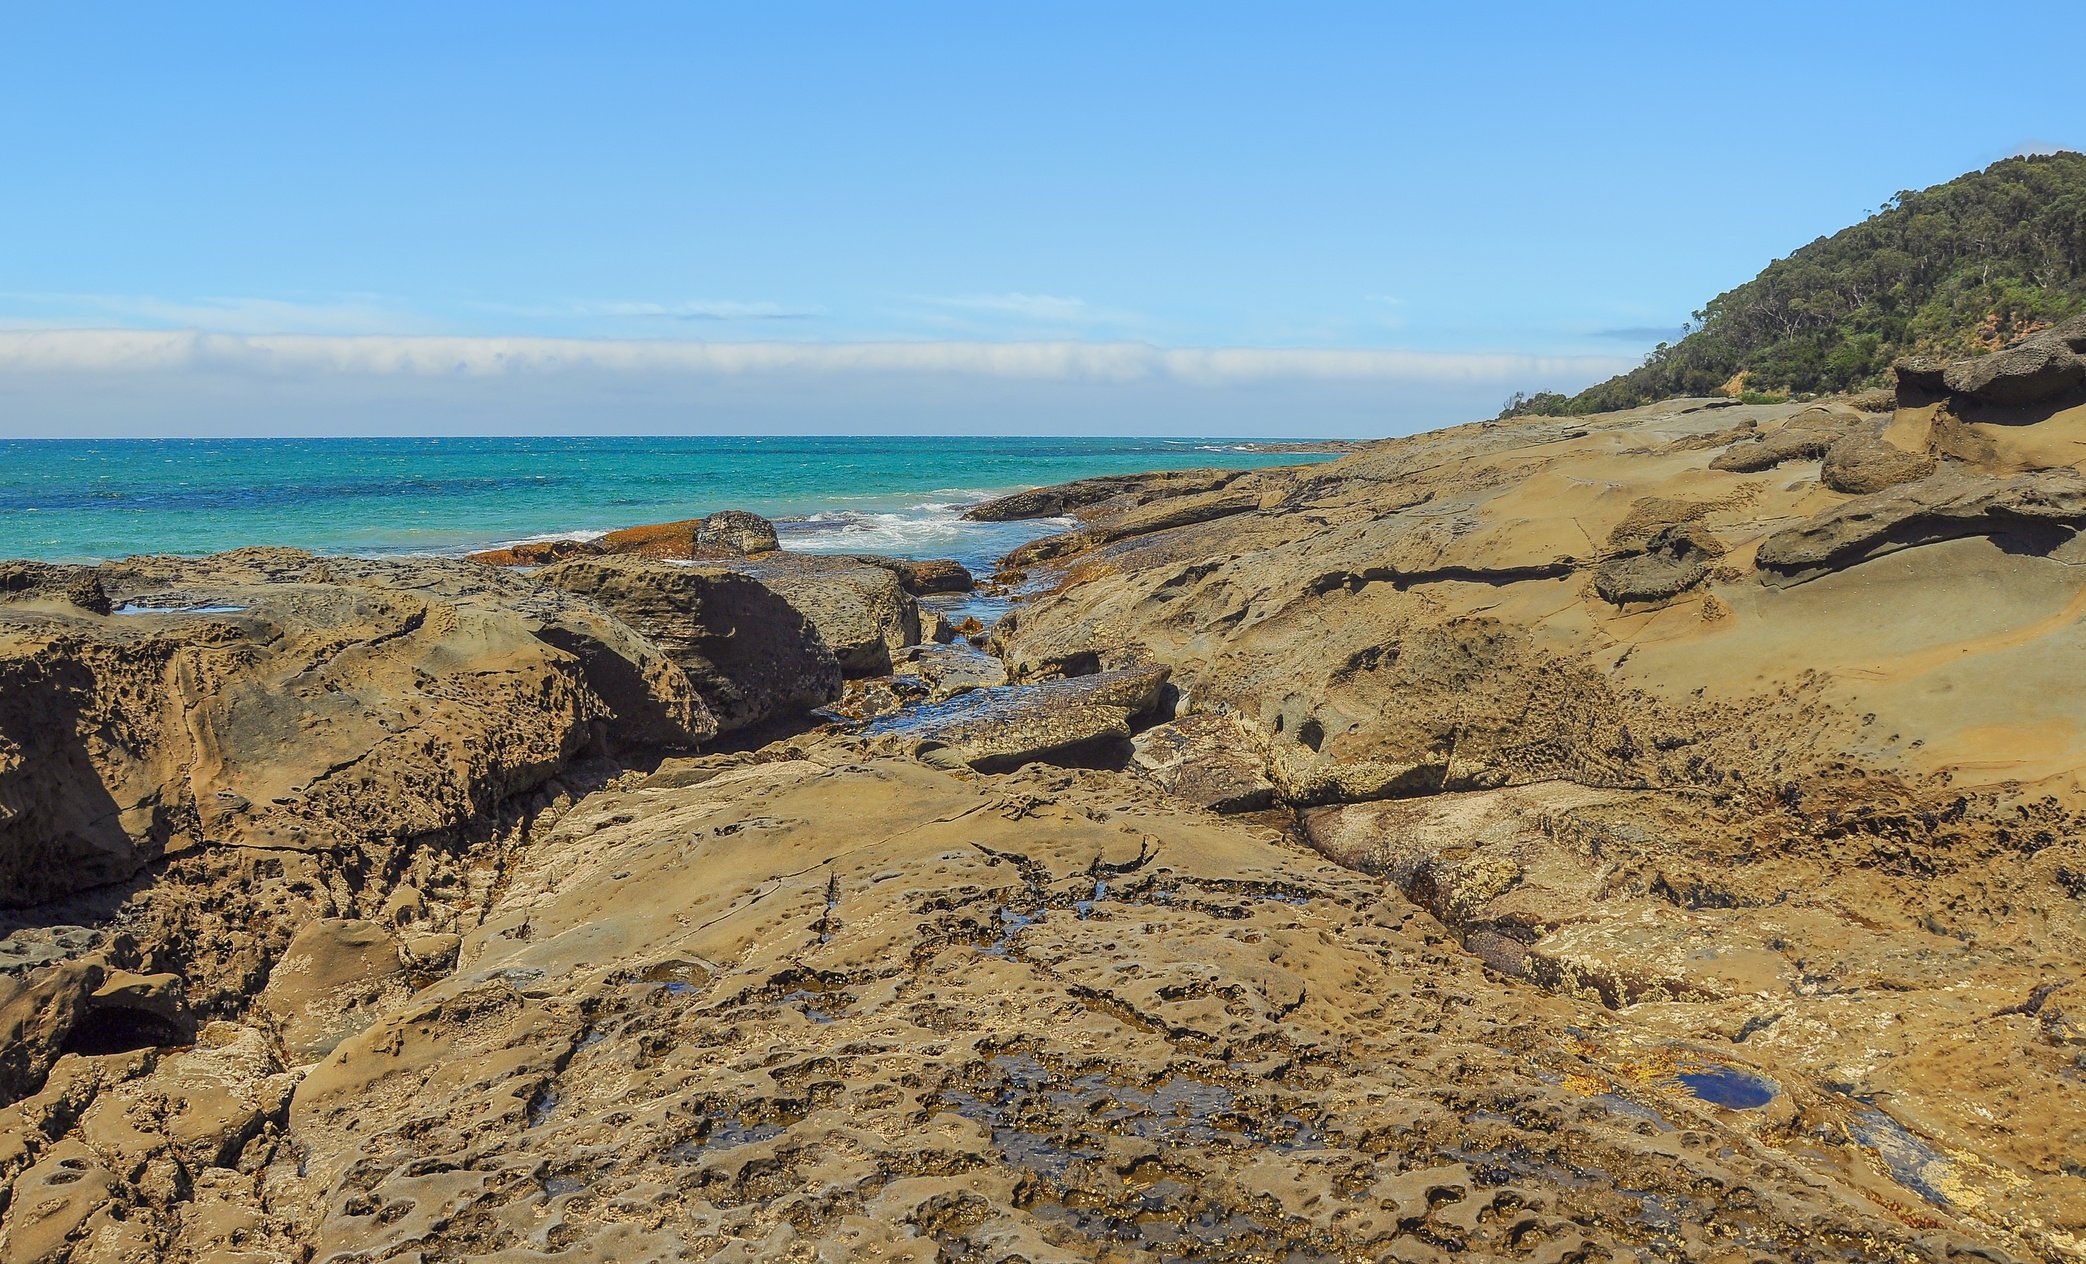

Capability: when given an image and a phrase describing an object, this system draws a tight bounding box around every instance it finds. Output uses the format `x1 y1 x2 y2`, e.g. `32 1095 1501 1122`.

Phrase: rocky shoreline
3 327 2086 1261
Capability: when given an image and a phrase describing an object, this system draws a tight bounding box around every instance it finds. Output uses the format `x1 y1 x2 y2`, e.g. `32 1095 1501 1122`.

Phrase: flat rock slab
858 664 1168 772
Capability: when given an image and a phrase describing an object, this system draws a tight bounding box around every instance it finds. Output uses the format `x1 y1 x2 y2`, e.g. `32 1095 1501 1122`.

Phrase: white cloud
916 292 1145 327
516 299 821 321
2010 140 2079 158
0 291 430 336
0 329 1632 386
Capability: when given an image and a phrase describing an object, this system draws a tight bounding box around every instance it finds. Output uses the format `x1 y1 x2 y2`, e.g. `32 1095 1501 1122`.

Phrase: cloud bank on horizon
6 5 2080 438
0 328 1633 439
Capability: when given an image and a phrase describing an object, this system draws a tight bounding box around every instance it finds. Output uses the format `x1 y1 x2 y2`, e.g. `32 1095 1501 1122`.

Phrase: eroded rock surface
467 509 783 566
538 555 842 731
0 552 714 906
987 393 2086 1257
2 749 2008 1263
709 553 923 677
6 388 2086 1262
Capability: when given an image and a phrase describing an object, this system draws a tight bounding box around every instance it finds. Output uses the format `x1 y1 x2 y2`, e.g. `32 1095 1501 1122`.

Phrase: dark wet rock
891 643 1008 698
1130 711 1277 812
964 469 1247 522
1893 354 1951 401
538 555 840 731
690 509 781 557
63 575 112 616
713 553 921 676
1820 430 1938 495
831 555 974 596
860 665 1169 772
1592 522 1722 606
888 557 974 595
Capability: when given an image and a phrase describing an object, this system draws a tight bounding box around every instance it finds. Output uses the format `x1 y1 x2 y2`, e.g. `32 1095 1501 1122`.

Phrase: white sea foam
774 504 1070 569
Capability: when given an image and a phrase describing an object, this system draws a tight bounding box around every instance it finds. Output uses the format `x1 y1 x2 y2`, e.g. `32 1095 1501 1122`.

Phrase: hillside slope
1524 151 2086 414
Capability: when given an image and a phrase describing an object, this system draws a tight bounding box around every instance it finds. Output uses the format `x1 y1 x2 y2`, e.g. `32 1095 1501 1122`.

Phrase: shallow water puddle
628 959 710 996
1075 878 1108 918
1847 1106 1957 1209
856 678 1068 738
980 904 1043 955
111 602 248 616
664 1117 788 1164
1675 1063 1776 1110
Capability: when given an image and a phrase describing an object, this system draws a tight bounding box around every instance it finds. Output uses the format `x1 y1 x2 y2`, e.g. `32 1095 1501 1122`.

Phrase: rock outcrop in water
5 358 2086 1261
465 508 783 566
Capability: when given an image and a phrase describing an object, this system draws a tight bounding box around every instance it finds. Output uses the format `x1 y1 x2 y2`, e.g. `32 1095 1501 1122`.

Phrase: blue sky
2 1 2081 437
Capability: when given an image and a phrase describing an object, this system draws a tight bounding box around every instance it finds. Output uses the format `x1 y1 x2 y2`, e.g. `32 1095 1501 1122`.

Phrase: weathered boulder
257 918 407 1063
0 958 101 1103
1893 354 1951 401
1756 468 2086 585
1130 711 1277 812
470 510 781 567
1942 338 2086 406
963 469 1245 522
827 554 975 596
1592 521 1721 606
463 538 602 567
1708 406 1856 472
691 509 782 557
1820 430 1938 494
715 554 921 676
884 557 974 595
538 556 841 730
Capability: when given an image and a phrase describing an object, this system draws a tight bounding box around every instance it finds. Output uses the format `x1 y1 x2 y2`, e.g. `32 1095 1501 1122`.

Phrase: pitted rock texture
988 395 2086 1255
0 750 2013 1263
0 552 713 907
8 393 2086 1262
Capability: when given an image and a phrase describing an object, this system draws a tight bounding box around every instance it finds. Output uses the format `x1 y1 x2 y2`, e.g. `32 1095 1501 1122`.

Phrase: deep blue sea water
0 436 1340 575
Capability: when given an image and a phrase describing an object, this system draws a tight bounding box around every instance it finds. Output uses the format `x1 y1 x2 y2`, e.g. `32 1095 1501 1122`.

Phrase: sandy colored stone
712 552 922 676
258 918 407 1063
537 554 841 731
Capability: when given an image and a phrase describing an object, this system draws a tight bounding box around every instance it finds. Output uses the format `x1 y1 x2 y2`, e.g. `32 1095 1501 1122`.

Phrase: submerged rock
891 642 1008 698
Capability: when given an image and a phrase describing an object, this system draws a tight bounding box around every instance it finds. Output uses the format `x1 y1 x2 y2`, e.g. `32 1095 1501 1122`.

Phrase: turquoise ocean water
0 436 1341 575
